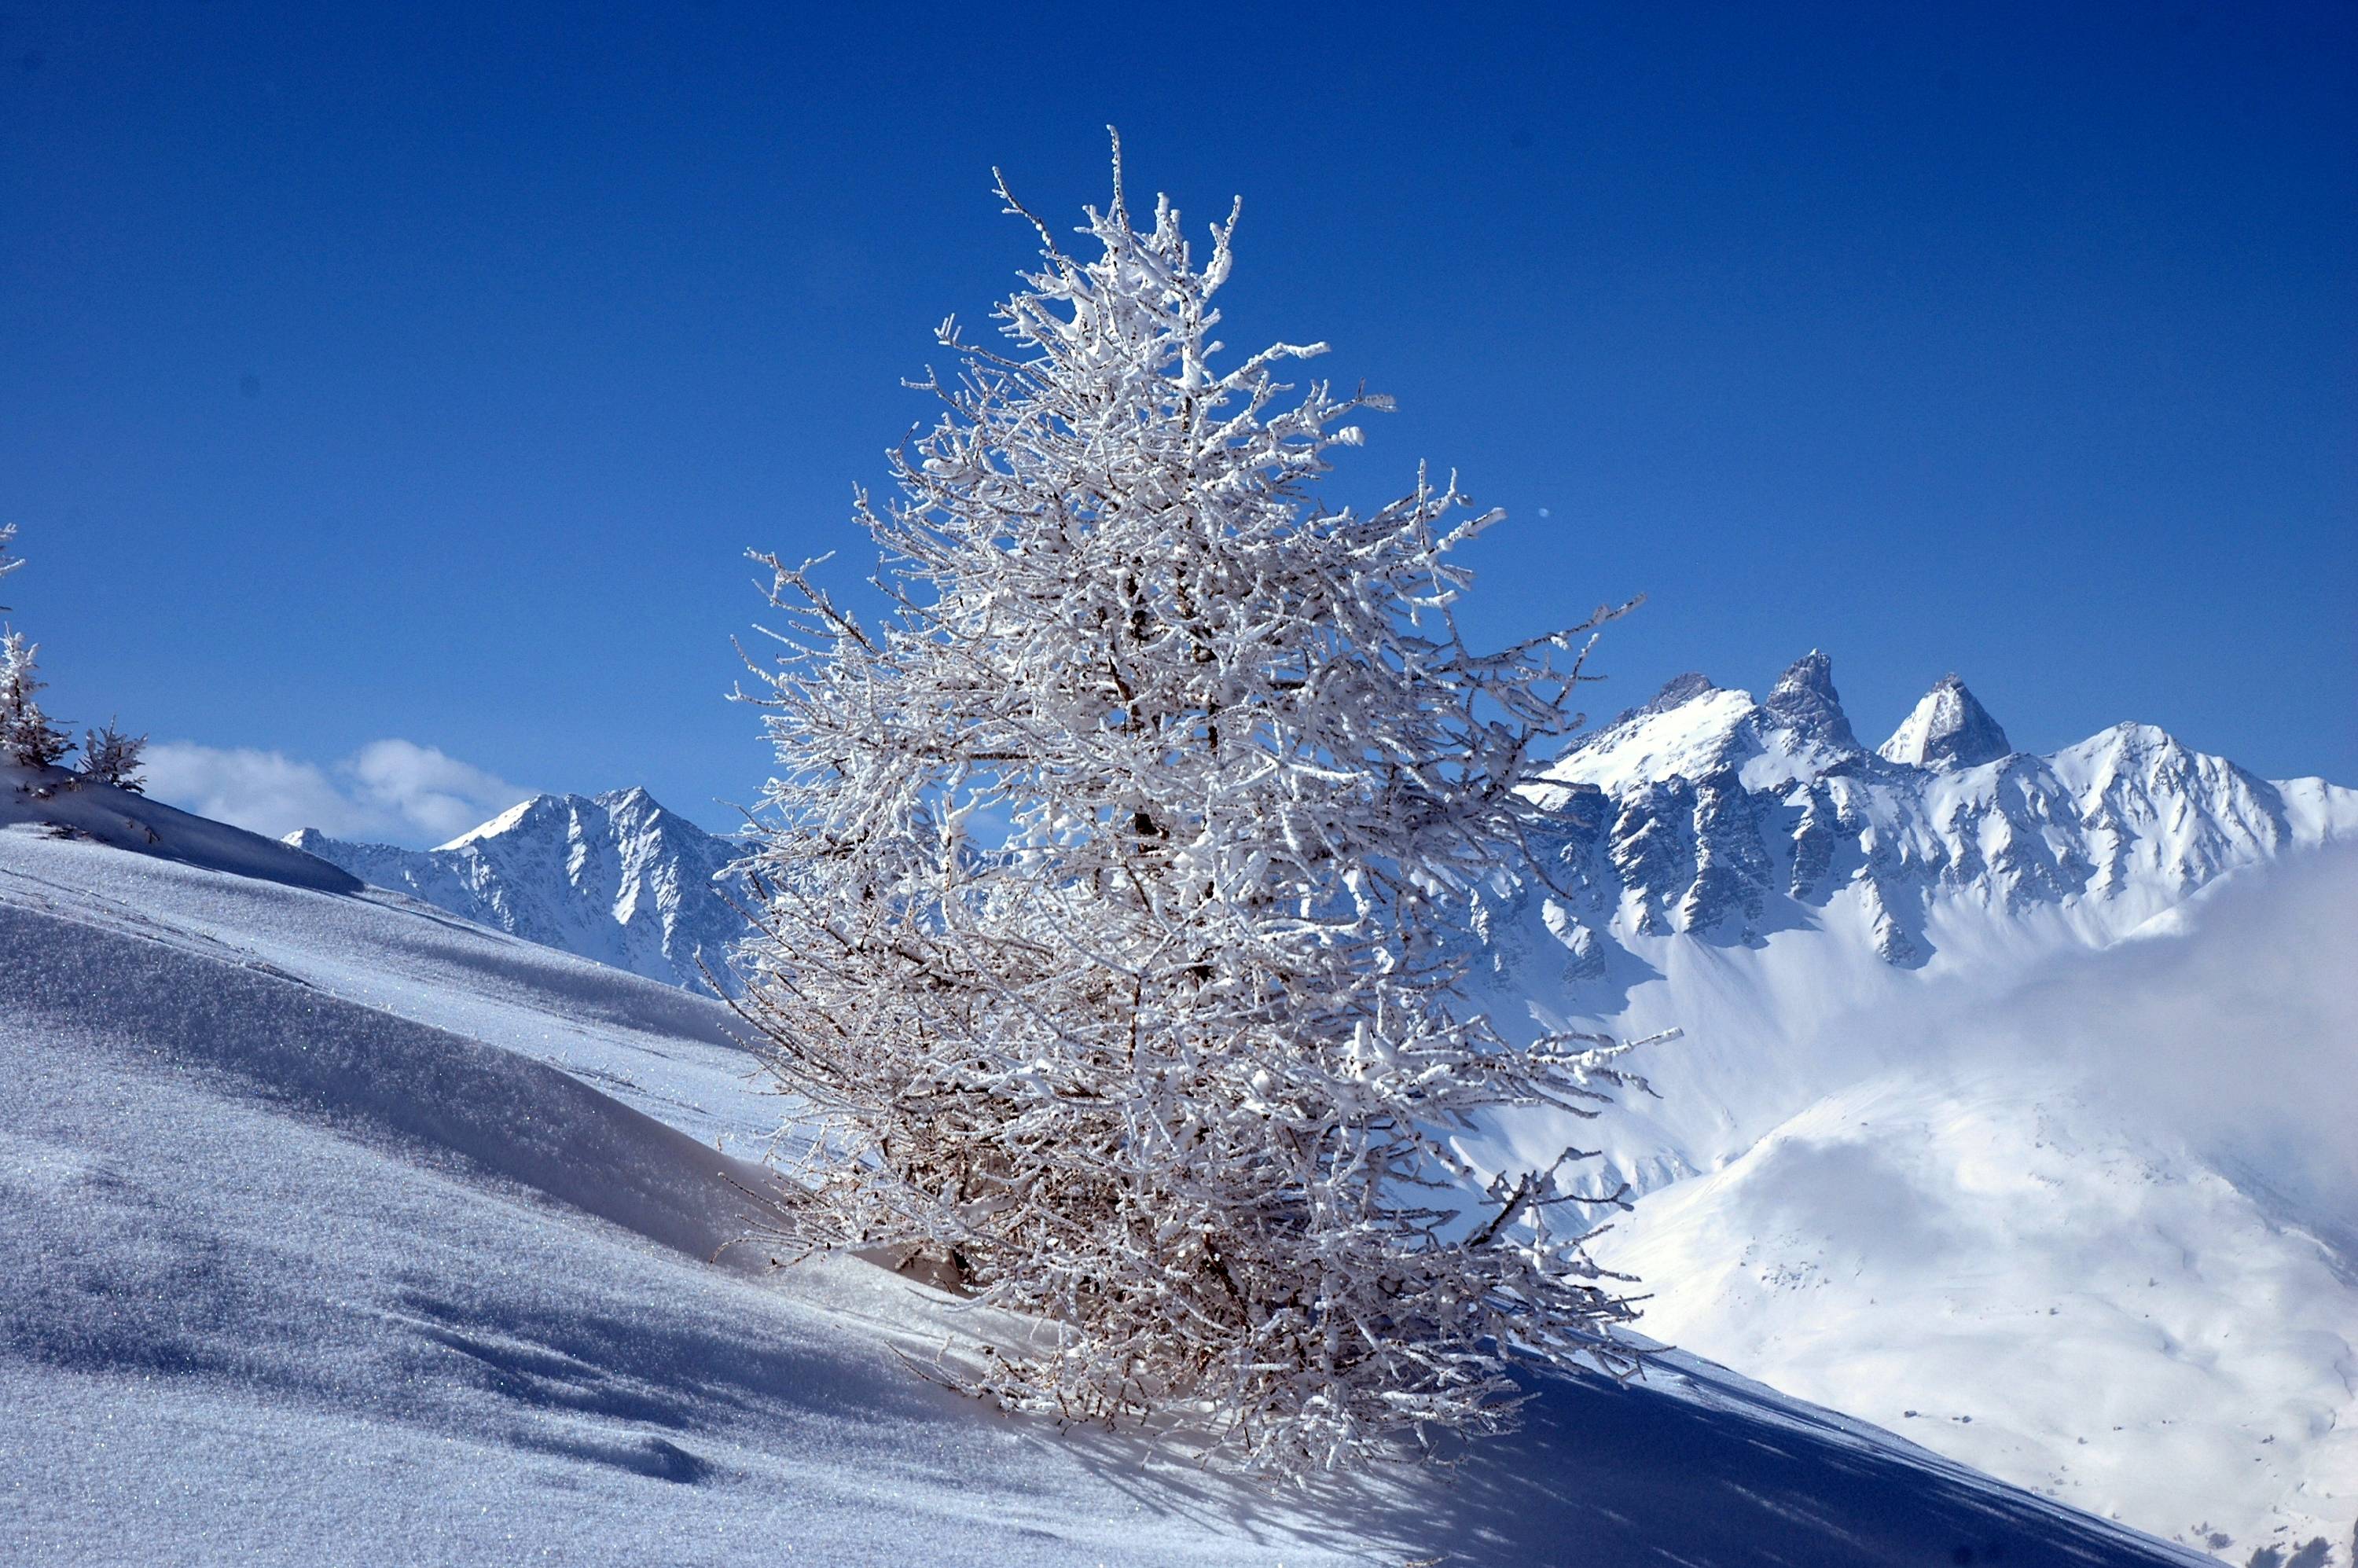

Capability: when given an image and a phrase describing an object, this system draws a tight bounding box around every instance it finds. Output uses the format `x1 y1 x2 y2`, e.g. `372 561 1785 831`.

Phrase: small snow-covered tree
1 629 72 769
734 137 1651 1475
80 720 147 791
0 523 21 601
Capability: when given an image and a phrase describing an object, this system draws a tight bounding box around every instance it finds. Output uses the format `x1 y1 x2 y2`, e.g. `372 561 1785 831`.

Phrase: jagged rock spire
1762 651 1862 753
1879 674 2011 770
1643 672 1717 715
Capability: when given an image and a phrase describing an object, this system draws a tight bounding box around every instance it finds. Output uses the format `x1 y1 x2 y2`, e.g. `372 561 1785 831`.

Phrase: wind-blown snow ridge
287 787 747 993
2 762 360 892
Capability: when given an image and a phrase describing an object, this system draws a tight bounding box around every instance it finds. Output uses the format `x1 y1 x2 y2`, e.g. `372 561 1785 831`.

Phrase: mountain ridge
1522 652 2352 975
278 652 2356 1012
286 786 747 994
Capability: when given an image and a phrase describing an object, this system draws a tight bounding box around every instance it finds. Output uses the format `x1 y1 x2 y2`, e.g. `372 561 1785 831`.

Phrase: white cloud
144 739 534 847
1930 844 2358 1233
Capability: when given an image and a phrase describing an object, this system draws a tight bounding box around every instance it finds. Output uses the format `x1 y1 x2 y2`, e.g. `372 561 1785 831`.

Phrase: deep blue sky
5 2 2352 839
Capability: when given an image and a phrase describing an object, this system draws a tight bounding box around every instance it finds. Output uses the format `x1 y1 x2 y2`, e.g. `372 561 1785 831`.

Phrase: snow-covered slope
1464 656 2358 1562
0 822 2202 1567
288 787 746 993
3 761 360 892
1589 1045 2358 1568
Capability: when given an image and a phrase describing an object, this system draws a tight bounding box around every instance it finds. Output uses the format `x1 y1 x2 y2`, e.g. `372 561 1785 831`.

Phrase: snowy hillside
287 787 746 993
0 812 2203 1566
1463 657 2358 1562
2 761 360 892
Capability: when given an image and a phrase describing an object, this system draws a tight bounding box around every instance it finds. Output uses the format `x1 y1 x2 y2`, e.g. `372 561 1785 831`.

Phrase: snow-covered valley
0 800 2205 1566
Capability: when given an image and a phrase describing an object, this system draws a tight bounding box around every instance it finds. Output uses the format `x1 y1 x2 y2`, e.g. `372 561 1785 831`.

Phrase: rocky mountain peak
1878 675 2012 771
1761 651 1861 753
1641 672 1717 717
1508 650 2354 982
286 788 746 993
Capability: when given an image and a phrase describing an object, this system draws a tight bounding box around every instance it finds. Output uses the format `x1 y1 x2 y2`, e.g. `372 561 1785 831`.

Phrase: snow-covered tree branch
2 531 141 786
3 527 70 774
0 628 71 769
733 133 1653 1477
2 528 69 770
79 721 147 791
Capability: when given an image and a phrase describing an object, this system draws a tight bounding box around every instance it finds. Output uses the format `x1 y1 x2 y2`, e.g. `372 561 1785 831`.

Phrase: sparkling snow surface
0 821 2201 1567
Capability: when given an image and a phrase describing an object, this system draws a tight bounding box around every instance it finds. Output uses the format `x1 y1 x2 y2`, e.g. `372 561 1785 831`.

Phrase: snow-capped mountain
1456 653 2358 1562
275 654 2352 1019
288 788 747 994
1879 670 2014 770
1518 651 2351 975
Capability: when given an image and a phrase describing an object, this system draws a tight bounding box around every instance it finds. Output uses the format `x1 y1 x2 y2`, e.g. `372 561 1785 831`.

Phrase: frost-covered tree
1 629 72 769
2 529 71 770
734 138 1651 1476
0 524 23 610
80 720 147 791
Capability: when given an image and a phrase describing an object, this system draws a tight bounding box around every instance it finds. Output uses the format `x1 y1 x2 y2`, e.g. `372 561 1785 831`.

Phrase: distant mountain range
286 788 747 994
1515 650 2349 978
280 653 2352 1008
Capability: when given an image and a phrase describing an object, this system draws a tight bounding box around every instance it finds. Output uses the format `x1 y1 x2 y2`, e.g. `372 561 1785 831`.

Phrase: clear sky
5 2 2351 842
